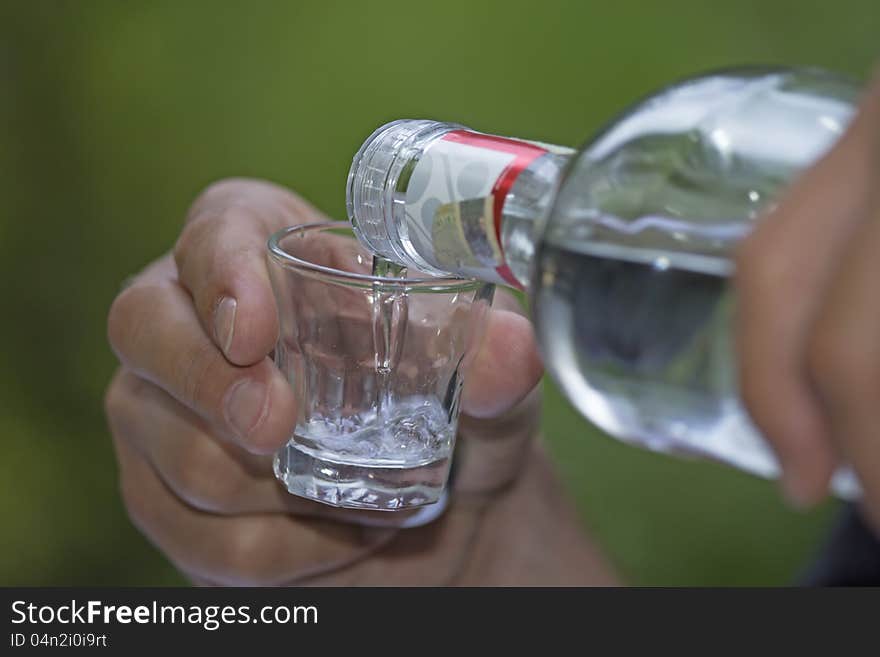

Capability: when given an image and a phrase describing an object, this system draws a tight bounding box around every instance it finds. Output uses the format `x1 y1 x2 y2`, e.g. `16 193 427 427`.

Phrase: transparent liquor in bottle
346 67 861 497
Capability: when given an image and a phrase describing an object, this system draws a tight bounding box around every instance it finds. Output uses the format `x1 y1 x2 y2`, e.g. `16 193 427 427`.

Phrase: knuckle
107 284 167 363
106 285 142 358
184 178 250 227
208 210 265 271
104 371 140 437
176 339 227 410
118 470 152 535
191 178 253 213
174 203 261 283
103 370 127 423
172 216 208 271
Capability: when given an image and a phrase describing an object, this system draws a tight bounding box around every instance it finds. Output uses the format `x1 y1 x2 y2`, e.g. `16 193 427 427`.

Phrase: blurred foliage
0 0 877 586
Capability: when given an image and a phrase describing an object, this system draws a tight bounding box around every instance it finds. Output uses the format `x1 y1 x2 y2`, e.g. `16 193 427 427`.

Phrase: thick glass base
273 439 450 510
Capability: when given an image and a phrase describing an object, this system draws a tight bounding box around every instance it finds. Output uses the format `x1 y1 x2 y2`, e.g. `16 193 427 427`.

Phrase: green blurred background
0 0 877 586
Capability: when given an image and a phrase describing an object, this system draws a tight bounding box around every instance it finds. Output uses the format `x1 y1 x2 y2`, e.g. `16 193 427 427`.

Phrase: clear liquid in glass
274 255 455 510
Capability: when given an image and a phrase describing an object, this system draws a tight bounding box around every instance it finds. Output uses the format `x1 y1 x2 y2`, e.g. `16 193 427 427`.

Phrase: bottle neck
496 150 570 288
347 120 572 289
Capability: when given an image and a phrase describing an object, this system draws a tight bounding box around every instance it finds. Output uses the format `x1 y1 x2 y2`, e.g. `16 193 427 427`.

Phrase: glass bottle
346 67 860 497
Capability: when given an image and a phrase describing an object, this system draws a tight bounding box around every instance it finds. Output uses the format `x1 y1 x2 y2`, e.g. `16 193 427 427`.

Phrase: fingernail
214 296 237 356
224 379 267 439
781 472 814 510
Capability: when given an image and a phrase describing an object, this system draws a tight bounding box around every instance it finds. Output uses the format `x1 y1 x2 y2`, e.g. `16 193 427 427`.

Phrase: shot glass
267 222 494 511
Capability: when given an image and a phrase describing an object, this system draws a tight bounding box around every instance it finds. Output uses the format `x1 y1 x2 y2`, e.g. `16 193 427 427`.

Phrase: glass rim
267 222 484 291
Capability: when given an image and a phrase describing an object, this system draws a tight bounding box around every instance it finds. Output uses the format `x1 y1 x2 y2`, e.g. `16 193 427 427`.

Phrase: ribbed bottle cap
346 119 452 266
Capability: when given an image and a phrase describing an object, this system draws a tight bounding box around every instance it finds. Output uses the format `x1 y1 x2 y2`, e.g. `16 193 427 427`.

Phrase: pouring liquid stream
272 251 453 510
371 255 409 425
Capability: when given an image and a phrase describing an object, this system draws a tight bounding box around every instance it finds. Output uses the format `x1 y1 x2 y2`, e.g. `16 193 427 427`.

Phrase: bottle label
432 195 501 271
403 130 549 287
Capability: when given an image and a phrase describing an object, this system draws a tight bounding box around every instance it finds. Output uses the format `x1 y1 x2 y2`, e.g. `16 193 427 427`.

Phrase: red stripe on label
444 130 546 288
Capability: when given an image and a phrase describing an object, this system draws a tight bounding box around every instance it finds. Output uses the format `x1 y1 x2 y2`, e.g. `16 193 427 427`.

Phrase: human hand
735 69 880 529
105 178 615 585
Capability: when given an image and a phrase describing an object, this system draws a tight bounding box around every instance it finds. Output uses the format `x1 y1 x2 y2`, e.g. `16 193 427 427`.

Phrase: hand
105 179 616 585
735 69 880 529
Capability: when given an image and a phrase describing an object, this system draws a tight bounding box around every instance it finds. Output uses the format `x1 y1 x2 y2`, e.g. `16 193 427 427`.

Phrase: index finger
734 80 880 506
174 178 330 366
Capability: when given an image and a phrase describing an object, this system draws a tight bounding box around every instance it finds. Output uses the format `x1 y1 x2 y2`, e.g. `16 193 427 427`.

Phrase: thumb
461 291 544 419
